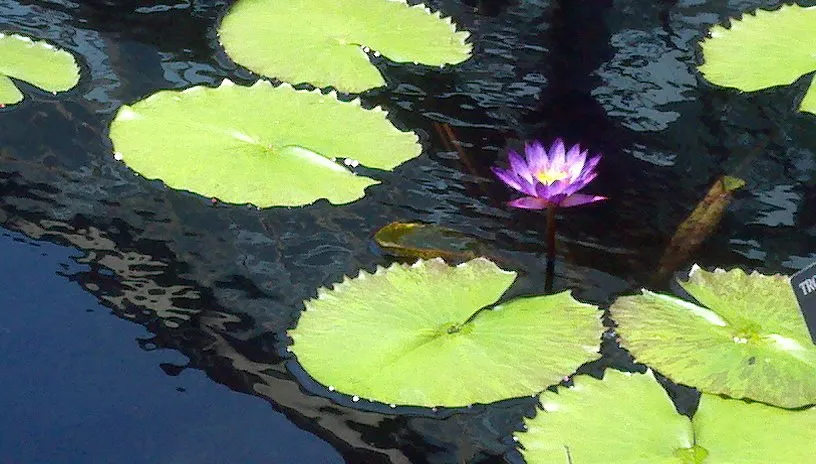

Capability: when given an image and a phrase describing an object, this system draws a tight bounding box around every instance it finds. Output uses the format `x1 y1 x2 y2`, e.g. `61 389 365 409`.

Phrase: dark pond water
1 0 815 462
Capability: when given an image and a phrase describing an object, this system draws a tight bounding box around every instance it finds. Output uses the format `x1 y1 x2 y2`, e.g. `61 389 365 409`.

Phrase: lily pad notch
698 3 816 115
288 257 604 408
108 79 423 207
218 0 473 93
0 32 80 106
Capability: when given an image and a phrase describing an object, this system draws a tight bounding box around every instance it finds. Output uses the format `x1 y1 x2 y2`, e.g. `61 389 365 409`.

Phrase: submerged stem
545 205 557 293
546 205 557 262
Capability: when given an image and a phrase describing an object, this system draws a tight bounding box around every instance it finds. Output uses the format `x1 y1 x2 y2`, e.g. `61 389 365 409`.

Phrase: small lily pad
610 265 816 408
517 369 816 463
373 221 484 261
218 0 472 93
108 80 421 207
698 4 816 115
289 258 603 407
0 32 80 106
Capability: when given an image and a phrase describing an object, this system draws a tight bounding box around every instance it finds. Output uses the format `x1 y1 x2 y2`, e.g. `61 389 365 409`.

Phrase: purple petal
565 145 586 177
581 155 602 176
534 182 553 199
559 194 607 208
549 139 566 173
538 180 568 199
524 141 548 174
508 196 551 210
562 172 598 196
492 166 525 192
508 150 534 184
564 143 582 164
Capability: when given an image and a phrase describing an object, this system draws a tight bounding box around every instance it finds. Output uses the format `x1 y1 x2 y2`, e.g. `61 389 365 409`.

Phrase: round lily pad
610 265 816 408
0 32 80 106
694 393 816 462
518 369 696 464
108 79 421 207
698 4 816 115
517 368 816 463
218 0 472 93
288 258 603 407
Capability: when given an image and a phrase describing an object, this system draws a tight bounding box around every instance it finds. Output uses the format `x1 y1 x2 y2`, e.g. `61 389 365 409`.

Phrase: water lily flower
491 139 606 209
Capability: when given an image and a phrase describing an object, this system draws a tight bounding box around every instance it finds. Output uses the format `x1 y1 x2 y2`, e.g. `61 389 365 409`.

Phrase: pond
1 0 815 462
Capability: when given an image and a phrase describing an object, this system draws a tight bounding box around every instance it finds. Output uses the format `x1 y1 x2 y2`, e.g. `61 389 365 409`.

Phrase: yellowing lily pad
108 80 422 207
217 0 472 93
698 4 816 115
0 33 80 106
289 258 603 407
610 265 816 408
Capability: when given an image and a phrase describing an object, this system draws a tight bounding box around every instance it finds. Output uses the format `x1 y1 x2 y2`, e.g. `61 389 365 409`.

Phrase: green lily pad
694 393 816 463
0 32 80 106
218 0 472 93
288 257 603 407
108 79 421 207
517 369 816 463
610 265 816 408
698 4 816 115
518 370 696 464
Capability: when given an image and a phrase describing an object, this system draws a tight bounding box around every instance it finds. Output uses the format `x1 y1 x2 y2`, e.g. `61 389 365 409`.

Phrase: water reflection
3 0 816 461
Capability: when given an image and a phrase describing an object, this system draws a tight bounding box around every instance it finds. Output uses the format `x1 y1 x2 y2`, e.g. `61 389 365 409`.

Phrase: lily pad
218 0 472 93
518 370 695 464
656 176 745 282
694 392 816 463
610 265 816 408
517 369 816 463
373 221 483 261
108 79 421 207
0 32 80 106
288 258 603 407
698 4 816 115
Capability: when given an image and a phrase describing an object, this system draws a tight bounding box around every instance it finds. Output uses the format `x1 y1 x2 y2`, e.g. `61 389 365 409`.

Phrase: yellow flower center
535 169 569 185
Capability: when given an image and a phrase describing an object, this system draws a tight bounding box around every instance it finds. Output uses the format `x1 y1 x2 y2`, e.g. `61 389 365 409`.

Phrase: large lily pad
288 258 603 407
108 79 421 207
698 4 816 115
0 32 80 106
610 265 816 408
517 369 816 463
218 0 472 93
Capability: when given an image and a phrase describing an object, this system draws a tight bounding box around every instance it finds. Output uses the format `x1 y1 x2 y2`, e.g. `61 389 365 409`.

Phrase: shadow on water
2 0 816 462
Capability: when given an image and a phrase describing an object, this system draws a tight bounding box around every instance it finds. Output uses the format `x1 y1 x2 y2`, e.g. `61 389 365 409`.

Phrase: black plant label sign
791 261 816 345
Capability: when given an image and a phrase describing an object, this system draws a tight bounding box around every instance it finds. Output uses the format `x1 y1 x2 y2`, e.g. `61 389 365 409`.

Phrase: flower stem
545 205 557 293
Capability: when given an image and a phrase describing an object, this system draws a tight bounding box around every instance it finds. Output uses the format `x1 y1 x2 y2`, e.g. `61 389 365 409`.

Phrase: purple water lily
492 139 606 209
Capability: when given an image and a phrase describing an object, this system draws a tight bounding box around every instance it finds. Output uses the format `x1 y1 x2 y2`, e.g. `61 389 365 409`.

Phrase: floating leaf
289 258 602 407
517 369 816 463
108 80 421 207
518 370 696 464
698 4 816 115
656 176 745 282
373 221 484 261
0 32 80 106
694 393 816 462
611 265 816 408
218 0 472 93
